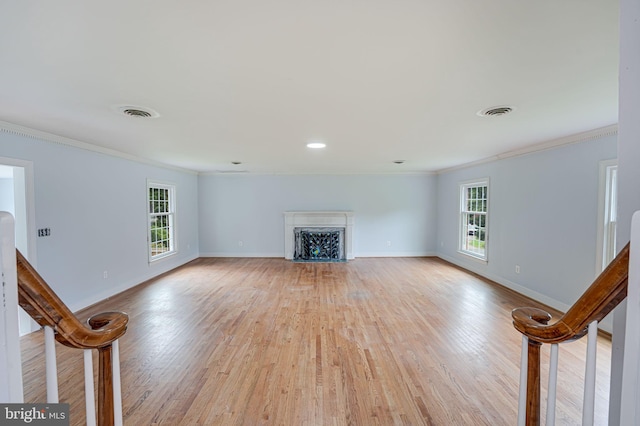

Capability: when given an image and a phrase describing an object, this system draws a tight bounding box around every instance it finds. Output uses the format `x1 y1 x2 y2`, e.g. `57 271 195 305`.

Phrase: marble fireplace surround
284 211 354 260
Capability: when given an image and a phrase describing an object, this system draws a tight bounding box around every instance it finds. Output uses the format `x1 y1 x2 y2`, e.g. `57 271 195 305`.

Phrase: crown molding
198 170 437 177
0 120 198 175
436 124 618 175
2 119 616 178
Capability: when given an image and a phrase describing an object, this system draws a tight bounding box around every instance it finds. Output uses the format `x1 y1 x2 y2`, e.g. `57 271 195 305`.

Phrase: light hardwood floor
20 257 612 425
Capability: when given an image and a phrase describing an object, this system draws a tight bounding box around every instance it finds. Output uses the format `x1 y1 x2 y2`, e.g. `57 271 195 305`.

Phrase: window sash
148 183 175 261
459 182 488 260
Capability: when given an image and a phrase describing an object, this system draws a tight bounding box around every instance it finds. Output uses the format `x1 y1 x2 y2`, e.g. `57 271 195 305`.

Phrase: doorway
0 158 37 334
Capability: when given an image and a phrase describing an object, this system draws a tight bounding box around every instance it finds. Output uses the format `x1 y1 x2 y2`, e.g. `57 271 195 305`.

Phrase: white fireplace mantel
284 211 354 260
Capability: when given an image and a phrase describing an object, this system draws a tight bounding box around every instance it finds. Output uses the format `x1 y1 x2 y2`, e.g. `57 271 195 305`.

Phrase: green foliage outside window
149 185 174 257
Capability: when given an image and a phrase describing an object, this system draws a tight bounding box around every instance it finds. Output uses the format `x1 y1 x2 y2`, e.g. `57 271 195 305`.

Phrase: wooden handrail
512 242 629 344
16 250 128 426
511 242 629 425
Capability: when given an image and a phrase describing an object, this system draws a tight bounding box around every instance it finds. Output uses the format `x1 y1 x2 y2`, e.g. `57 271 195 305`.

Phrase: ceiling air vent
477 106 514 117
123 108 152 118
115 105 160 118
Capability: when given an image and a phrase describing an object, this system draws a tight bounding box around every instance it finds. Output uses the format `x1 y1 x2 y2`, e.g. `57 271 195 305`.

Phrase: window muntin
148 182 175 261
459 180 489 260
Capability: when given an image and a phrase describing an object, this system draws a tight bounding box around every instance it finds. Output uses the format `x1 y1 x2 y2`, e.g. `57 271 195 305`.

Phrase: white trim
583 321 598 425
0 212 24 402
546 343 559 426
199 251 438 258
0 157 40 335
437 252 573 314
66 254 199 313
198 170 436 176
351 251 437 258
112 339 123 426
0 121 197 175
595 159 618 275
44 325 59 403
458 178 490 261
437 124 618 175
284 211 355 260
517 335 528 426
437 251 615 333
620 211 640 423
199 252 283 258
0 156 37 268
147 180 177 263
1 119 615 177
83 349 96 426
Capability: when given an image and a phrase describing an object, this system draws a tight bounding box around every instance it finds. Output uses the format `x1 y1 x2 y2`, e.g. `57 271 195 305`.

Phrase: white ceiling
0 1 619 174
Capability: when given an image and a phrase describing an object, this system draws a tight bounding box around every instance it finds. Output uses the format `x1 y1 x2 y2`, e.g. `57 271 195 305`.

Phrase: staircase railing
512 242 629 425
16 249 129 426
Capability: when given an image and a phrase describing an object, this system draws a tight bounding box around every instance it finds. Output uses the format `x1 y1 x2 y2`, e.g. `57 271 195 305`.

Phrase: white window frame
458 178 489 261
596 159 618 273
147 180 176 262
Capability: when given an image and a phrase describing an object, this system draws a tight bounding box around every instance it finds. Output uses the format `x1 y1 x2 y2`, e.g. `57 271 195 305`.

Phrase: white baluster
84 349 96 426
583 321 598 426
517 335 528 426
546 343 559 426
44 325 59 403
113 339 123 426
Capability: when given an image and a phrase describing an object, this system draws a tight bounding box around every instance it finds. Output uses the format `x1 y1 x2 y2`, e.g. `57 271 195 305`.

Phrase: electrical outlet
238 240 244 247
386 241 392 247
103 271 108 279
515 265 520 274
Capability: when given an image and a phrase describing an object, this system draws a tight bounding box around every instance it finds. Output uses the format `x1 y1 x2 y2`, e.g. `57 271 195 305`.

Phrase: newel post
526 339 543 425
97 345 114 426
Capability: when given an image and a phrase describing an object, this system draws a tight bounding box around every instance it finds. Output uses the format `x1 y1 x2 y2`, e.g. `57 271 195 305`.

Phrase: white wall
0 131 200 312
198 173 437 257
610 0 640 421
0 178 13 213
436 134 617 313
0 123 619 330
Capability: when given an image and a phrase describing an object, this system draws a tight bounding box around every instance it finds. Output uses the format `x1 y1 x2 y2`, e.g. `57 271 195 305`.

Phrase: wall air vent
477 106 514 117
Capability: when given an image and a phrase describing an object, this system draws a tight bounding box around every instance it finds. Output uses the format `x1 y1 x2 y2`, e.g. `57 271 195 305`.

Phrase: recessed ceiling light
306 142 326 149
477 106 514 117
115 105 160 118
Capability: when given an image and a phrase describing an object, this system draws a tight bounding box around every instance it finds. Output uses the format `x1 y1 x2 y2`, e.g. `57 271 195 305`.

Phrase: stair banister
15 249 129 425
512 242 630 425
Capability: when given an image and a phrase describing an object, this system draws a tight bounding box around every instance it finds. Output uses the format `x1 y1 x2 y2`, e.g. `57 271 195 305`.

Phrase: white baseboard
199 252 283 258
355 251 437 258
436 253 613 333
437 252 571 312
200 251 437 258
67 254 199 314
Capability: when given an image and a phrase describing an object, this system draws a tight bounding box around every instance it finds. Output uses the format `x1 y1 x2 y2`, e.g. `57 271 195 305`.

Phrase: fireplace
284 211 354 260
294 227 345 261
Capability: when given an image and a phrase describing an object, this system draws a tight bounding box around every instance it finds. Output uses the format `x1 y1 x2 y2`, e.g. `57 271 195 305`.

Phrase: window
459 180 489 260
148 181 175 261
597 161 617 271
